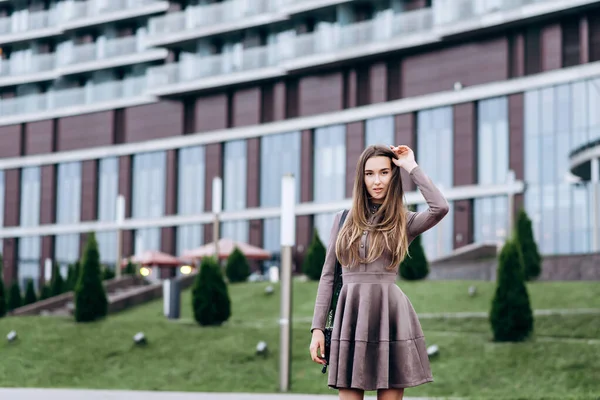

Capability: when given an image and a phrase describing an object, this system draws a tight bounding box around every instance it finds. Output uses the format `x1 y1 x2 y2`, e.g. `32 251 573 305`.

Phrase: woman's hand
390 145 418 172
309 329 326 365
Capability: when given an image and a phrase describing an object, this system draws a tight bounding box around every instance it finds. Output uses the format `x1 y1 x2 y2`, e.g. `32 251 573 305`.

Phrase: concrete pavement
0 389 453 400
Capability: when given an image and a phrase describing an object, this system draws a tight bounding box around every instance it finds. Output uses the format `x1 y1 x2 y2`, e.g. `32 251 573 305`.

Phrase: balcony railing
148 0 276 39
0 76 147 119
60 36 142 66
435 0 547 25
0 53 56 78
63 0 164 22
148 46 277 88
0 8 58 37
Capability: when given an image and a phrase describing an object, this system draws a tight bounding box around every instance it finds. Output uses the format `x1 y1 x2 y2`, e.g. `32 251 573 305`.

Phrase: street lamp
212 177 222 262
279 174 295 392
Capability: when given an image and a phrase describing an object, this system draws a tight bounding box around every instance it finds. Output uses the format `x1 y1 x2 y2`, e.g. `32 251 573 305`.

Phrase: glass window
178 146 205 215
223 140 247 211
314 212 338 247
474 97 509 244
365 116 394 147
96 157 119 267
416 107 454 260
0 170 4 254
260 132 301 207
18 166 41 289
262 217 281 272
524 79 597 255
132 151 166 254
314 125 346 203
55 162 82 269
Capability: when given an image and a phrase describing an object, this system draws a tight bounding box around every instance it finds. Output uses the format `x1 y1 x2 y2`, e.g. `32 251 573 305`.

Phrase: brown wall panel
299 71 344 117
509 93 525 217
57 111 114 151
40 236 53 285
203 143 223 242
0 125 22 158
394 113 416 192
300 129 313 203
273 82 286 121
247 138 260 208
510 33 525 78
25 120 54 155
195 94 229 132
541 23 562 71
2 238 17 283
453 103 476 249
165 150 177 216
295 215 312 274
233 87 261 127
122 230 134 258
369 62 387 104
40 165 56 225
4 169 20 227
580 16 589 64
345 69 358 109
119 156 132 218
125 101 183 143
403 37 509 97
160 227 176 278
345 122 364 198
80 160 98 222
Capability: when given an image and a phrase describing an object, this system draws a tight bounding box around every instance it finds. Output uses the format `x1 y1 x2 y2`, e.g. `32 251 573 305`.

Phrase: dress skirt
327 272 434 391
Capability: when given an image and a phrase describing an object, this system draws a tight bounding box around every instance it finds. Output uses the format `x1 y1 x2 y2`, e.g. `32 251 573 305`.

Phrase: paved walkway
0 389 452 400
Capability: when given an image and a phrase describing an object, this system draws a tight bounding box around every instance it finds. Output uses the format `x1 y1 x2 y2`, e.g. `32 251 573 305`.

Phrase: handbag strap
325 209 349 329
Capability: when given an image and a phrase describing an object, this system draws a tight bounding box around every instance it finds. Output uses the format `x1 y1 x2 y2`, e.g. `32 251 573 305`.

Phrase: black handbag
321 209 349 374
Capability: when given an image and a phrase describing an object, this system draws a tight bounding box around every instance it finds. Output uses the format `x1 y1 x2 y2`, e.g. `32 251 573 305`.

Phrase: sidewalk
0 389 452 400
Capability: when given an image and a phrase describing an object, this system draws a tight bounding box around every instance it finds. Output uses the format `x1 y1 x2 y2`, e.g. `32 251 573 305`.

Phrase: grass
0 280 598 399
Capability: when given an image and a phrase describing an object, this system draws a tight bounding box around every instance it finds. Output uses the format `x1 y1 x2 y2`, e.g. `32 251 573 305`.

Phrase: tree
50 262 65 296
0 255 6 318
124 260 136 276
225 247 250 283
74 232 108 323
490 239 534 342
39 284 52 301
7 281 22 312
23 279 38 306
192 257 231 326
66 263 77 291
515 209 542 281
302 229 327 281
102 265 116 281
399 234 429 280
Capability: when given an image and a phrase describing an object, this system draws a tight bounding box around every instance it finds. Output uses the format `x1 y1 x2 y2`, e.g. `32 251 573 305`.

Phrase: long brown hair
335 145 409 270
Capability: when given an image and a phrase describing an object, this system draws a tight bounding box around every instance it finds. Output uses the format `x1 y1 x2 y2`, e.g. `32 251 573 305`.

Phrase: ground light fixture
133 332 147 346
6 331 17 342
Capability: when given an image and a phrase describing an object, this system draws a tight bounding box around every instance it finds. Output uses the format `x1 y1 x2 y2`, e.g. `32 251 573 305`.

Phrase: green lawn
0 280 598 399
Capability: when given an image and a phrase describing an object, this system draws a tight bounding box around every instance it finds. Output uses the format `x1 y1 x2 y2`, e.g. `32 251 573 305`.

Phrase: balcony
0 36 167 88
0 76 150 125
146 0 286 48
279 0 353 16
0 0 169 46
147 46 282 96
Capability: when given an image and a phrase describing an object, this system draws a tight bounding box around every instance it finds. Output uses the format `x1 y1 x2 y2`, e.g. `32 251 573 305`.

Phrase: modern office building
0 0 599 287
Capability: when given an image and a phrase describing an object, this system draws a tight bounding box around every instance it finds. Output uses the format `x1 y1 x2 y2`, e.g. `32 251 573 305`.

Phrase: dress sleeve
406 166 450 239
310 210 344 333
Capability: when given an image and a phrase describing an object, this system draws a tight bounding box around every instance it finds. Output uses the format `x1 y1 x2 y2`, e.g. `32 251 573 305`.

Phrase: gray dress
311 166 449 391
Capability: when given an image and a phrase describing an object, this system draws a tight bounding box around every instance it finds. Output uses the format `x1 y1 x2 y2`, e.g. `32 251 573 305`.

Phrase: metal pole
506 170 516 240
279 174 296 392
115 195 125 279
591 157 599 253
212 177 222 263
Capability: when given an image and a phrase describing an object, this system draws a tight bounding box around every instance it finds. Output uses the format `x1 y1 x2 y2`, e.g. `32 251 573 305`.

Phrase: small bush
515 209 542 281
23 279 38 306
74 232 108 323
7 281 22 312
124 260 136 276
192 257 231 326
302 229 327 281
225 247 250 283
490 239 534 342
399 234 429 280
50 263 65 296
39 284 52 301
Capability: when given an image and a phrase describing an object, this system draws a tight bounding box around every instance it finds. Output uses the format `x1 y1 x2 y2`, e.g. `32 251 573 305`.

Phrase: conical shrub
490 239 534 342
23 279 38 306
515 209 542 281
192 257 231 326
399 234 429 280
51 262 65 296
7 281 22 312
0 255 6 318
225 247 250 283
74 232 108 323
302 229 326 281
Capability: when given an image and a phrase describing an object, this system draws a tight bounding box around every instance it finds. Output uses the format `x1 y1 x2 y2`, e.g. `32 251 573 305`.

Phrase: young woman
309 144 449 400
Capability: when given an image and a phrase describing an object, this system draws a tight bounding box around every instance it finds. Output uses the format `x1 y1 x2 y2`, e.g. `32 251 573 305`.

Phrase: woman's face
364 156 392 204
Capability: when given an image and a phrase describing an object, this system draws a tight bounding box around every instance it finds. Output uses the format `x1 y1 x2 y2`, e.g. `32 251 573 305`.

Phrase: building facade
1 0 600 287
